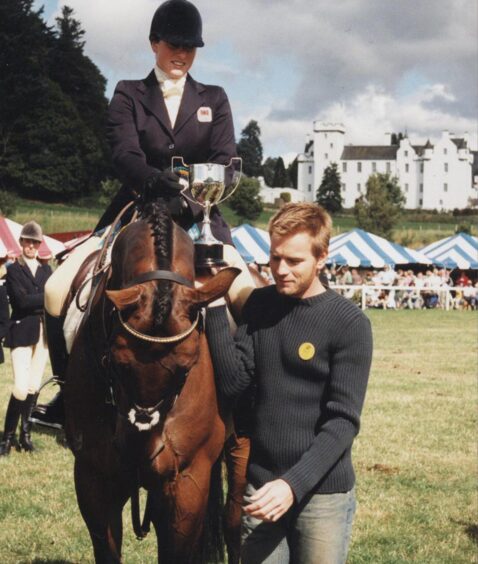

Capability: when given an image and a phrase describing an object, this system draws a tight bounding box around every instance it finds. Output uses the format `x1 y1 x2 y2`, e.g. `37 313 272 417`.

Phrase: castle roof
341 145 398 160
451 138 467 150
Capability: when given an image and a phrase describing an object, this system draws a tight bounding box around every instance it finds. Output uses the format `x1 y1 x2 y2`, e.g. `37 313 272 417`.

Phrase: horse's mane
137 198 173 329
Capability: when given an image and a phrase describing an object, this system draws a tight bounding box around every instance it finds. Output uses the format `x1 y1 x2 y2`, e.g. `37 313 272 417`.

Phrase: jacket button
169 144 175 150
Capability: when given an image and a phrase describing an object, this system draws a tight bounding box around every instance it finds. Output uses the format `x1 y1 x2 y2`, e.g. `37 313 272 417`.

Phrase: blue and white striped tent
327 228 432 268
231 224 271 264
420 232 478 270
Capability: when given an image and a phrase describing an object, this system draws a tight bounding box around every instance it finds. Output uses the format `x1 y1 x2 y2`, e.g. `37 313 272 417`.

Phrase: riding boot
19 393 39 452
0 395 23 456
30 313 68 430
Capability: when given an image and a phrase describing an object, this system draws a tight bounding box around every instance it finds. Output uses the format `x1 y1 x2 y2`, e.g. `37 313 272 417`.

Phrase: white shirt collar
154 65 187 91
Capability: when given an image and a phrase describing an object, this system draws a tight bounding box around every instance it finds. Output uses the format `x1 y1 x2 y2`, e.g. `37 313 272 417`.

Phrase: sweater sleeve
282 314 373 503
205 305 255 402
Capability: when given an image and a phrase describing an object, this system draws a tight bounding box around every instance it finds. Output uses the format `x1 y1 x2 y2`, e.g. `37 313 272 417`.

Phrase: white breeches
11 323 49 400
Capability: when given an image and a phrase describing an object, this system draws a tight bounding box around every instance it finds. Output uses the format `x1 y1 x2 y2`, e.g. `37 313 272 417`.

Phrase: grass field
10 199 476 248
0 310 476 563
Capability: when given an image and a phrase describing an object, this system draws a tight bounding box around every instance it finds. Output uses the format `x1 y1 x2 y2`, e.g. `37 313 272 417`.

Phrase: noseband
116 269 200 345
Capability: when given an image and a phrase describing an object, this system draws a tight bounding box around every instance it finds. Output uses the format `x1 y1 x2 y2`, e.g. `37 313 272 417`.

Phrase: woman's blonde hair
268 203 332 258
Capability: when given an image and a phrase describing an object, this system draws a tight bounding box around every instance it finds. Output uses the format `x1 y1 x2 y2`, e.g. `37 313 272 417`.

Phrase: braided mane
137 199 173 329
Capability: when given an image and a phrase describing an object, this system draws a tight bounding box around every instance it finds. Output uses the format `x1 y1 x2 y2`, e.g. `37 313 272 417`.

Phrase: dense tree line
0 1 109 202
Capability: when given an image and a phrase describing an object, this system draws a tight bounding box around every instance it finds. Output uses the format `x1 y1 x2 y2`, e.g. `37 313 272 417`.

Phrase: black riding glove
140 171 199 230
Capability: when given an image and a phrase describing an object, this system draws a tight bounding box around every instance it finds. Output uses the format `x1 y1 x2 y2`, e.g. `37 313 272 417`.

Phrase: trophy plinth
172 158 242 268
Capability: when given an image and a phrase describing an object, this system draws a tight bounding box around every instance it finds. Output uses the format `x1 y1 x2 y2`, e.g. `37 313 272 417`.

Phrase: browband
122 270 194 289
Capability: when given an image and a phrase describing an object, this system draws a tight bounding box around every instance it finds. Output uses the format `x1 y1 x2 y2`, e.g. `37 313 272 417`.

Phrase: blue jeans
241 484 356 564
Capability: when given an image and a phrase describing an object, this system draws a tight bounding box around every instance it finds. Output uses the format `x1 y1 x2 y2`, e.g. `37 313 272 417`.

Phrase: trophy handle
171 156 197 203
219 157 242 204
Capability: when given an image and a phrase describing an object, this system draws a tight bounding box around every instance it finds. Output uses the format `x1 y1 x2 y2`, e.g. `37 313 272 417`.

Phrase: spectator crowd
324 265 477 310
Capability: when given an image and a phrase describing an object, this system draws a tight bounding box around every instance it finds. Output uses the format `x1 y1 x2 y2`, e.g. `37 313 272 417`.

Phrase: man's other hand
244 479 294 522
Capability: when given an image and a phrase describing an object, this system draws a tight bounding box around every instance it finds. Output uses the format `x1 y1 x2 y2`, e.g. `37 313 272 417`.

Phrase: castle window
405 163 409 173
444 148 447 155
357 183 361 192
444 163 448 173
419 198 423 206
341 183 346 192
308 184 311 191
444 183 448 192
357 162 362 172
420 163 424 173
439 200 443 206
420 183 423 193
342 162 347 173
386 162 391 173
372 162 377 173
308 166 312 174
404 150 408 157
405 183 409 193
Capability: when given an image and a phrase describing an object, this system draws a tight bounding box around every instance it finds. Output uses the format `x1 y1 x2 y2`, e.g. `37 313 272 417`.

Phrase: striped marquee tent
327 228 432 268
231 224 270 264
420 232 478 270
0 217 65 259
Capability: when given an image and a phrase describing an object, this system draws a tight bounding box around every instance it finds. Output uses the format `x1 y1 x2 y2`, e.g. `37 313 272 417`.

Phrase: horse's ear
189 267 241 307
106 286 143 310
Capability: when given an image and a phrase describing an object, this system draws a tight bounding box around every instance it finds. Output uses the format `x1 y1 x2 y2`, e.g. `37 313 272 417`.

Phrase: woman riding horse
65 198 240 563
35 0 254 428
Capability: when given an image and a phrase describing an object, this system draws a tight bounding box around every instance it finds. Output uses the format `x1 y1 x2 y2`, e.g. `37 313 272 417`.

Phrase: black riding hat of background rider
149 0 204 48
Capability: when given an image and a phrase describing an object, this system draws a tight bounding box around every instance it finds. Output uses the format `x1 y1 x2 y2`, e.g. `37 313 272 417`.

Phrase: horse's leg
74 459 129 564
151 459 216 564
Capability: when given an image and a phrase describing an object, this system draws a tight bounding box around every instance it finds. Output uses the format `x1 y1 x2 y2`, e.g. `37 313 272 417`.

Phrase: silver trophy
172 157 242 267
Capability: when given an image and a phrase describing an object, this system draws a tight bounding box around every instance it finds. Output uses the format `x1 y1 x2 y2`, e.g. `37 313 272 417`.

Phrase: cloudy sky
35 0 477 161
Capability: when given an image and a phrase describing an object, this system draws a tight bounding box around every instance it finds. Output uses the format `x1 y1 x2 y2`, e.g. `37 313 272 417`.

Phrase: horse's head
104 201 238 458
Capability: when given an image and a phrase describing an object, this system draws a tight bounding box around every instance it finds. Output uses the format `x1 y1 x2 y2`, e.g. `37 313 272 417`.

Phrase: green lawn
0 310 476 563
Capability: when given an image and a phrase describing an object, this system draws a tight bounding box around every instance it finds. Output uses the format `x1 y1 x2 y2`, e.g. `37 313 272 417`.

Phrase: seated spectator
463 281 477 310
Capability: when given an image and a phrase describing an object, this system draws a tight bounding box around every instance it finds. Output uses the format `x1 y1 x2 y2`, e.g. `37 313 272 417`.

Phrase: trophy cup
172 157 242 267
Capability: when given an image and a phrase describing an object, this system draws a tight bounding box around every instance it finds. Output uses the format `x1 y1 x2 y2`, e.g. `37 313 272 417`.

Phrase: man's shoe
30 391 64 430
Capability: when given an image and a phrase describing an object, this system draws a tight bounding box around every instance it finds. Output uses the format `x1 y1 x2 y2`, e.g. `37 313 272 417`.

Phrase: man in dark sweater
206 203 373 563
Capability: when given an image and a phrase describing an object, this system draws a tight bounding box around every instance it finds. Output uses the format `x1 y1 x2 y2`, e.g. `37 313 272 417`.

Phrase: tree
316 163 343 213
262 157 277 186
228 177 263 222
0 1 110 199
287 157 298 189
237 120 263 177
354 173 405 238
272 157 288 187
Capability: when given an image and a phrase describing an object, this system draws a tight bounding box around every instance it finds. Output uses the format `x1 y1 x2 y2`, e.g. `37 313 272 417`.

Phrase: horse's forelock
138 200 174 329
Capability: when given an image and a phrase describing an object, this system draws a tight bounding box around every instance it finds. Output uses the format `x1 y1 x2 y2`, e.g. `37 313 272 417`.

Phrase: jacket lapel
138 70 174 136
17 255 37 284
174 75 206 136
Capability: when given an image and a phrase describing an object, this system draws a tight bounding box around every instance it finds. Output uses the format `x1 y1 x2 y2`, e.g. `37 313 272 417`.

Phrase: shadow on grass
31 424 68 448
21 560 77 564
452 519 478 545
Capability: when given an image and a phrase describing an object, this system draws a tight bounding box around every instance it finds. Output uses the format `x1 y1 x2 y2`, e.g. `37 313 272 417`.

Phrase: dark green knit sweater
206 286 373 503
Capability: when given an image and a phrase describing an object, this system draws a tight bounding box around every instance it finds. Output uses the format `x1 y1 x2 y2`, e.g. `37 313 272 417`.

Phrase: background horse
64 200 239 563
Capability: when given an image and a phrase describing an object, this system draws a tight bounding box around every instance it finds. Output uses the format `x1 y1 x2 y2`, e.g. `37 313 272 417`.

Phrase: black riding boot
30 313 68 430
19 393 38 452
0 395 23 456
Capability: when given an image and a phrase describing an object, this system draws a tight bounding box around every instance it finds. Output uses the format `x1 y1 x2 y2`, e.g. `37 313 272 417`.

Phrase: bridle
115 269 200 345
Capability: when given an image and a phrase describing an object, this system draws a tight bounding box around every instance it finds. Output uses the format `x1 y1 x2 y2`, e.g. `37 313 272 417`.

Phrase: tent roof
420 232 478 270
231 224 270 264
327 228 432 268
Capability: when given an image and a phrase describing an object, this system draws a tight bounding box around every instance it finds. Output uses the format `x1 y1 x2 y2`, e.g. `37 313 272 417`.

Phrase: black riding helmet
149 0 204 47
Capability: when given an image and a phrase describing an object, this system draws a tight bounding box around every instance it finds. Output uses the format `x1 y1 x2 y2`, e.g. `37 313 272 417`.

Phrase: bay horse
64 199 240 563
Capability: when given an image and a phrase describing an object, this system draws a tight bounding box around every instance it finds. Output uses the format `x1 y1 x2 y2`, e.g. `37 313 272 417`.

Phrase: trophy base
194 243 228 268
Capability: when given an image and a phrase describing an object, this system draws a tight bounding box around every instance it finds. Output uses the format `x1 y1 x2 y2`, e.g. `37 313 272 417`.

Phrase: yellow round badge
298 342 315 361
